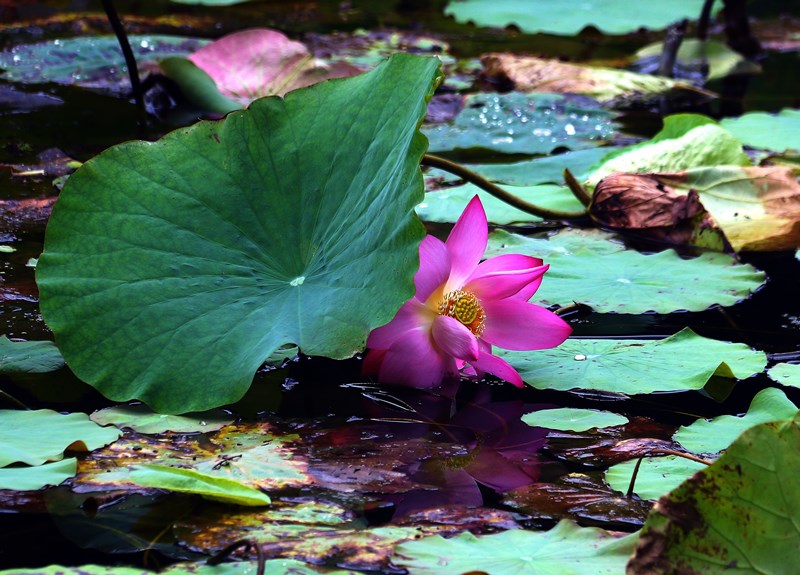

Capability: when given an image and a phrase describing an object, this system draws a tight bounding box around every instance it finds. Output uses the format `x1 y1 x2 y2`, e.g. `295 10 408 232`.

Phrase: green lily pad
0 559 359 575
424 92 616 155
587 113 750 186
0 458 77 490
0 35 207 90
523 408 629 432
604 456 707 500
125 463 272 506
36 54 441 414
629 413 800 573
0 336 64 374
90 404 234 434
768 362 800 388
498 328 767 394
635 39 761 81
417 184 584 225
393 519 637 575
486 228 766 313
720 108 800 153
674 387 798 455
444 0 720 35
0 409 120 467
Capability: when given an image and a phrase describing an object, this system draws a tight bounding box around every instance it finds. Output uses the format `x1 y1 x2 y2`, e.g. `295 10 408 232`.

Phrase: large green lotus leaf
445 0 720 35
605 456 707 501
498 328 767 394
587 113 750 186
0 409 120 467
485 228 766 313
424 92 616 155
721 108 800 153
122 464 272 506
674 387 798 455
523 407 628 432
392 519 637 575
0 35 207 89
425 147 615 187
0 336 64 374
628 413 800 573
635 39 761 81
0 458 77 490
36 55 440 414
417 184 584 225
90 403 234 434
768 362 800 389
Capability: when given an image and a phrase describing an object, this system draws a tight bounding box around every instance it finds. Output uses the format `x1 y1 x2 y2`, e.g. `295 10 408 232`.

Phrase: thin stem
657 19 688 78
207 539 265 575
421 154 588 221
0 388 30 410
562 168 592 208
625 457 644 498
625 450 712 498
697 0 715 41
101 0 147 127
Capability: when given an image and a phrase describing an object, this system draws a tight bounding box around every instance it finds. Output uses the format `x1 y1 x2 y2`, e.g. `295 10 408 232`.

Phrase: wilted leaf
444 0 720 35
393 519 637 575
587 114 749 186
523 408 629 432
486 229 765 313
184 28 360 105
90 404 233 434
0 336 64 374
0 458 77 491
0 409 120 467
628 413 800 573
481 53 699 102
720 108 800 153
499 328 767 394
424 92 616 155
36 55 441 413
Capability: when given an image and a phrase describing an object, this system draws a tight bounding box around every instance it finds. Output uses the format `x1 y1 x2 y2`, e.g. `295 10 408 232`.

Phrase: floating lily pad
417 184 583 225
587 114 749 186
37 55 441 413
768 362 800 388
0 559 360 575
444 0 720 35
674 387 798 455
720 108 800 153
0 458 77 491
424 92 616 155
0 336 64 374
0 35 207 91
523 408 629 432
393 519 637 575
498 328 767 394
605 456 708 500
629 413 800 573
0 409 120 467
90 404 234 434
635 39 760 81
123 464 272 506
486 228 766 313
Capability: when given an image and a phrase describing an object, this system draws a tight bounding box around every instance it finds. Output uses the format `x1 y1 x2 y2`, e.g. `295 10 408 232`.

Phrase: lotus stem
421 154 588 221
625 449 712 498
101 0 147 127
562 168 592 208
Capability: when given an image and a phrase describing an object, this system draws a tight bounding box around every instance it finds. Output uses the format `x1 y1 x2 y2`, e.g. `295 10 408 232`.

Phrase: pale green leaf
768 362 800 389
523 407 628 432
721 108 800 153
90 404 234 434
0 458 77 490
605 456 707 500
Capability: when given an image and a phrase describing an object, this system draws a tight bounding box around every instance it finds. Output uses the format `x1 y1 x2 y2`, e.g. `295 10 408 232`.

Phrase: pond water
1 1 799 573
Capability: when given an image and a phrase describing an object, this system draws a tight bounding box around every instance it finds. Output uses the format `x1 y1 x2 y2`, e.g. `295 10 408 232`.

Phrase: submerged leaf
393 519 637 575
37 55 441 413
0 409 120 467
486 228 765 313
499 328 767 394
629 413 800 573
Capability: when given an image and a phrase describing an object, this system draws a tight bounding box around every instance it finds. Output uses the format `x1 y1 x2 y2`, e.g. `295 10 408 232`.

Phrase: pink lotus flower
364 195 571 388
